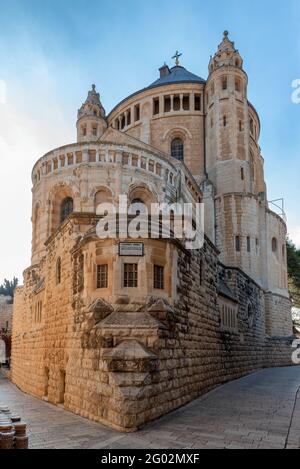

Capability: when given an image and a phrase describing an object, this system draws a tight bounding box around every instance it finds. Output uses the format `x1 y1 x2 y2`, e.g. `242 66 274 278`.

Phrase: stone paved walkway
0 367 300 449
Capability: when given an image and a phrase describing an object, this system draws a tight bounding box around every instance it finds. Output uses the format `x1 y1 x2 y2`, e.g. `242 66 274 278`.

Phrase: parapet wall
265 292 293 338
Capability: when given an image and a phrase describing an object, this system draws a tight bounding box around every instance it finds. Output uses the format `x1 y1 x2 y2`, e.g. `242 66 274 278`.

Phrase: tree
287 238 300 307
0 277 18 299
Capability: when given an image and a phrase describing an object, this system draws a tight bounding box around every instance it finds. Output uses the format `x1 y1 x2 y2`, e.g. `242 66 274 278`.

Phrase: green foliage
287 238 300 307
0 277 18 299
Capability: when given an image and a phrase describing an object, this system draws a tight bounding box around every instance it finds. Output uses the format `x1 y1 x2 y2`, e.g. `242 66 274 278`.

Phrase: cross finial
172 50 182 66
223 30 229 39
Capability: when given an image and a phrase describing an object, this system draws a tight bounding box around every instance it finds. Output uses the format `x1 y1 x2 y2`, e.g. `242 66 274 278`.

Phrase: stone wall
11 219 293 432
265 292 293 338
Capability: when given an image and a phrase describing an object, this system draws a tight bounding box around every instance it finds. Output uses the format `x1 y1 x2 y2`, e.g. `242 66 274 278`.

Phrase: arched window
171 138 184 161
56 257 62 285
128 185 156 213
235 236 241 252
272 237 278 253
130 198 148 216
60 197 73 224
94 188 113 213
235 78 241 92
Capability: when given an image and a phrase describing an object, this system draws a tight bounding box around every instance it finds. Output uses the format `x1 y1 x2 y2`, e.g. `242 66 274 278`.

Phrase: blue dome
148 66 205 89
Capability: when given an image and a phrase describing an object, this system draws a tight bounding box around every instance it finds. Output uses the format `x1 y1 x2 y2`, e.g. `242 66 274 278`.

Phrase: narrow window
154 265 164 290
236 236 241 252
199 259 203 286
127 110 131 126
124 264 138 288
60 197 73 224
56 257 62 285
239 120 243 132
97 264 108 289
92 126 97 136
194 94 201 111
82 126 87 136
121 115 126 129
241 167 244 180
223 115 227 127
171 138 184 161
272 237 278 253
134 104 140 122
235 78 241 92
164 96 171 113
183 95 190 110
173 95 180 111
153 98 160 115
222 77 228 90
247 237 251 253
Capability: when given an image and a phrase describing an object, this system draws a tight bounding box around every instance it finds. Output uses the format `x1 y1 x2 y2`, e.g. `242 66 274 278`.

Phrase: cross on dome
172 50 182 66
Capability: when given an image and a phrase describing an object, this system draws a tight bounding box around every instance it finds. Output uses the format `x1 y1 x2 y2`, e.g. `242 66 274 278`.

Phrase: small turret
76 85 107 142
208 31 243 74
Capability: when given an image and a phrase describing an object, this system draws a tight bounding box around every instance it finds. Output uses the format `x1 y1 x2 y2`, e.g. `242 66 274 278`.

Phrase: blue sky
0 0 299 283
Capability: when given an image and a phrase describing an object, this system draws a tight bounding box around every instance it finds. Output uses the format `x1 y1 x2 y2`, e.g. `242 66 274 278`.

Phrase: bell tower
205 32 267 283
76 84 107 142
205 31 252 195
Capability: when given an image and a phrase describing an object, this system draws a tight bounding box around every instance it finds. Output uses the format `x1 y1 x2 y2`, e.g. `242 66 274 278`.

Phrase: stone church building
11 33 293 431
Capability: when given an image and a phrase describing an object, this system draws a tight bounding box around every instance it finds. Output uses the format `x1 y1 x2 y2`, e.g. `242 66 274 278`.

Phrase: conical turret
76 84 107 142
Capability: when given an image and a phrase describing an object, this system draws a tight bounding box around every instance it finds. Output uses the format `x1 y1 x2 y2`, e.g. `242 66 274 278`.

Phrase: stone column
191 92 195 111
180 94 183 111
82 148 89 164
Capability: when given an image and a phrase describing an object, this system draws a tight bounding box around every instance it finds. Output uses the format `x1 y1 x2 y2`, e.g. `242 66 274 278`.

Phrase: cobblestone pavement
1 367 299 449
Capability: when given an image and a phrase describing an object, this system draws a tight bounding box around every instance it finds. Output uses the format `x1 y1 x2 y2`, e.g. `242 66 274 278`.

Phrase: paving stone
0 367 299 449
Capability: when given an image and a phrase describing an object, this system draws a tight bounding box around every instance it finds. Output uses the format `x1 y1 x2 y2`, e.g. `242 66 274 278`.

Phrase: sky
0 0 300 284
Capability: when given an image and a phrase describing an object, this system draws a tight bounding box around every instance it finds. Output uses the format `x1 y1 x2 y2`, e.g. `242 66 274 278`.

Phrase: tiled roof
148 66 205 89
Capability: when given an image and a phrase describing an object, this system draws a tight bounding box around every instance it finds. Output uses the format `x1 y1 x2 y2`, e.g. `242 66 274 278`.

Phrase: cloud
0 80 6 104
288 226 300 248
0 48 74 285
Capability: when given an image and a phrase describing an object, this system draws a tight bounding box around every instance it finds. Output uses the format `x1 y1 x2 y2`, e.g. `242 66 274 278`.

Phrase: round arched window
171 138 184 161
60 197 73 224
